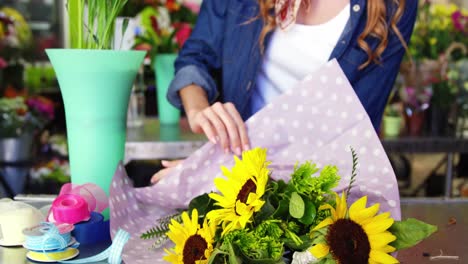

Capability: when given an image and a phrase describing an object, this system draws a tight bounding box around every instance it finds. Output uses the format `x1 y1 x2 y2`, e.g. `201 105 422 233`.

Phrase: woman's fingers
187 103 250 155
202 106 230 153
150 168 170 184
161 159 182 168
211 102 243 155
150 159 183 184
224 103 250 152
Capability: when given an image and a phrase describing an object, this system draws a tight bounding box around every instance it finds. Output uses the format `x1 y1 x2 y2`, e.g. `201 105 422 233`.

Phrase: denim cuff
167 65 219 109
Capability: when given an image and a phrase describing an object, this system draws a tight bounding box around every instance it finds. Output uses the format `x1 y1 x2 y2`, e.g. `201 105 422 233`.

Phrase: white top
251 4 350 113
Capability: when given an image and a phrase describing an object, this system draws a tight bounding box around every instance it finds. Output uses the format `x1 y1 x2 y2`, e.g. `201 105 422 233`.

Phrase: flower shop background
0 0 468 199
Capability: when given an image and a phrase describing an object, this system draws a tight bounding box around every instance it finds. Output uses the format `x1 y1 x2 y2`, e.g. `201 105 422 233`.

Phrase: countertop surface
1 198 466 263
397 199 467 263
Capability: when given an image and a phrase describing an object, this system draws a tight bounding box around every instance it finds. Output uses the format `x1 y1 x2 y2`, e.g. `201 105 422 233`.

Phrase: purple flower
26 96 55 121
0 57 7 69
452 11 467 32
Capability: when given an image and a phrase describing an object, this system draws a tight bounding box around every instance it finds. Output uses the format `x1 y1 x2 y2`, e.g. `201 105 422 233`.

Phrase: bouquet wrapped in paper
109 60 435 263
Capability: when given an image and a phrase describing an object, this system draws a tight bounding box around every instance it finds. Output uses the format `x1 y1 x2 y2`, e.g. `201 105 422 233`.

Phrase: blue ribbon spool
72 212 111 245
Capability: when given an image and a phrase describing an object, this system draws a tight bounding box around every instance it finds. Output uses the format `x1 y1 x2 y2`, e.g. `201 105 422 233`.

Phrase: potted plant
45 0 146 197
133 0 199 124
383 103 403 138
401 86 432 136
0 96 54 195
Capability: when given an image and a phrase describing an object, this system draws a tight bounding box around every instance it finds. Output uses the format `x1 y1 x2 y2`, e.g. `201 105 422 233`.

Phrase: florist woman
151 0 418 182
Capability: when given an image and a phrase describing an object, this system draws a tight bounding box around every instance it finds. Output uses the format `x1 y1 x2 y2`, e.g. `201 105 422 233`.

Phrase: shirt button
353 4 360 12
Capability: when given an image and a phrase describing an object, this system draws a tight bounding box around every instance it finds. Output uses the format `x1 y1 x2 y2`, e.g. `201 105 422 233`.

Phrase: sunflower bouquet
142 148 436 264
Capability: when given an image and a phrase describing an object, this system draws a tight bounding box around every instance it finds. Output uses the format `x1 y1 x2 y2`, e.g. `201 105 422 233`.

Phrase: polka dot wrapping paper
109 59 400 263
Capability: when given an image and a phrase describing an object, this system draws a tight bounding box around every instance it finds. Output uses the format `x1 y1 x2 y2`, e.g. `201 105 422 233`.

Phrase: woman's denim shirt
167 0 417 130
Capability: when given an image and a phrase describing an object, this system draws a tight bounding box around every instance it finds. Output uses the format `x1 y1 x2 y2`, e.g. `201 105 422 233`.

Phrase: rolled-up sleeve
167 65 219 108
166 0 227 110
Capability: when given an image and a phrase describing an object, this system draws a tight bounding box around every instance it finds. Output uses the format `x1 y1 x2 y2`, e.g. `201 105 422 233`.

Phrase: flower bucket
154 53 180 125
0 133 34 196
46 49 145 196
383 116 402 138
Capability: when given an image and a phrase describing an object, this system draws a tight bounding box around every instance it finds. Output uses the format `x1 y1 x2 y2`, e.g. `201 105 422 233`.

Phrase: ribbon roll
23 222 74 251
59 183 108 214
59 229 130 264
27 248 79 262
0 199 44 246
72 212 111 245
51 194 90 224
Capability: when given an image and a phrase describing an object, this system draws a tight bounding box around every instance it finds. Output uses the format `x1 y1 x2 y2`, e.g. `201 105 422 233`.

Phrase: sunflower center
326 219 371 264
182 234 208 264
236 179 257 204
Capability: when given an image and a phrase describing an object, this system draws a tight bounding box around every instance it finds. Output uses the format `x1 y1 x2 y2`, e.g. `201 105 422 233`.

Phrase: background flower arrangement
398 1 467 136
142 148 436 264
409 2 466 62
133 0 199 59
0 7 32 63
0 95 54 138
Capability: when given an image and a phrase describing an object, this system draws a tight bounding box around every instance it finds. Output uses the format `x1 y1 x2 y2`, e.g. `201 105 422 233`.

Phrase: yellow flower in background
429 38 437 46
310 193 398 264
0 7 32 46
164 209 216 264
206 148 270 236
430 3 458 17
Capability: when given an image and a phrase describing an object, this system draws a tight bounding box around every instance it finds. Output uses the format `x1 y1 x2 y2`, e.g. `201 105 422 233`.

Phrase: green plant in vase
134 1 199 124
46 0 146 203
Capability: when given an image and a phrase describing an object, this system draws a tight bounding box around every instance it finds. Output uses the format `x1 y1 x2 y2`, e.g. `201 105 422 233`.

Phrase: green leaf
389 218 438 250
255 194 276 222
188 193 216 219
289 192 305 219
207 248 229 264
272 199 289 219
228 242 242 264
299 199 316 225
283 235 314 251
119 17 130 49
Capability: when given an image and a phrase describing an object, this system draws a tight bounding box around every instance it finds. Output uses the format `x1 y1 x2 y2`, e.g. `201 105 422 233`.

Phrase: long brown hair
258 0 408 69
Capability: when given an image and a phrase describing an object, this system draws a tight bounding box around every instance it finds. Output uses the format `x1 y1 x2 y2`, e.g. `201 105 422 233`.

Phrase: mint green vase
154 53 180 125
46 49 145 195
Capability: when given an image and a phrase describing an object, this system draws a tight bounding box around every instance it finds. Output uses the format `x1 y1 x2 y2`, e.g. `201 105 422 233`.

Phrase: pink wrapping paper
109 60 400 263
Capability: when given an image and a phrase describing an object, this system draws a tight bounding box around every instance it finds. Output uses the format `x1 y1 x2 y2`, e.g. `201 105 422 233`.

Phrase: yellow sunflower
310 193 398 264
164 209 216 264
206 148 270 236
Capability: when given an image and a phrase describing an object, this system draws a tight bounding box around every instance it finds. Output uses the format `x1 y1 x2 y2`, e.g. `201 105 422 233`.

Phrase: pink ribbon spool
51 194 90 224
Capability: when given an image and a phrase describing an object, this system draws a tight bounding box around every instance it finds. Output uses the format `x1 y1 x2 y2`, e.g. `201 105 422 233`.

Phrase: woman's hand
150 160 182 184
179 84 250 155
187 102 250 156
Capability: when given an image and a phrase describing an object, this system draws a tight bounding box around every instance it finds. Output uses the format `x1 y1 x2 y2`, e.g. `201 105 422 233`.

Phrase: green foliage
290 162 340 207
221 229 284 263
67 0 129 49
140 213 181 248
345 147 358 199
389 218 438 250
